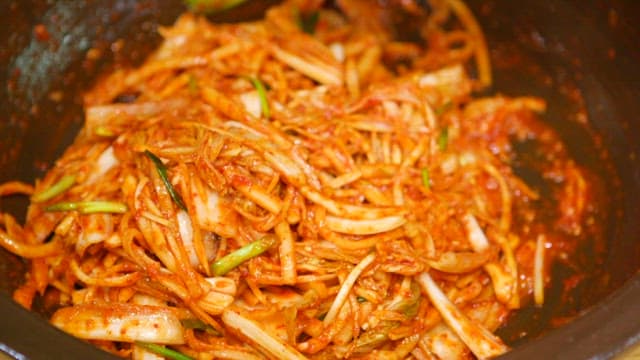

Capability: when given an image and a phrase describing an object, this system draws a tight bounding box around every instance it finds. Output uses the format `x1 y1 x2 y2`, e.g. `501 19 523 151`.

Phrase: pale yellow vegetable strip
208 350 264 360
204 277 237 296
271 46 343 86
198 291 235 315
51 303 185 344
300 186 402 219
417 272 508 359
0 230 62 259
447 0 492 88
228 175 282 214
534 234 546 306
462 213 490 252
326 170 362 189
70 258 140 287
323 253 376 326
125 56 208 85
345 57 360 98
221 310 308 360
325 215 406 235
275 221 297 284
426 251 492 274
483 163 512 232
483 262 515 305
497 234 521 309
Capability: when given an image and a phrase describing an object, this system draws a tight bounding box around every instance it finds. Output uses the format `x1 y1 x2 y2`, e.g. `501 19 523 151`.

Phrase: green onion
184 0 248 14
180 318 221 336
357 296 367 303
296 9 320 35
435 101 453 116
353 323 396 351
438 126 449 152
31 175 76 203
211 235 276 276
145 150 188 211
95 126 115 137
246 76 270 119
188 74 198 94
135 342 193 360
421 168 431 189
403 301 420 318
45 200 127 214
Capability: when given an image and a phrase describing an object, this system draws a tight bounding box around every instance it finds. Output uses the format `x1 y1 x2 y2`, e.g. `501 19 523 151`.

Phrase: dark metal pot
0 0 639 358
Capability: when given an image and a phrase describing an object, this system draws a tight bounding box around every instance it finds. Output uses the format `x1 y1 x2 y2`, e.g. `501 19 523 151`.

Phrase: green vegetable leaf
184 0 248 14
296 9 320 35
145 150 188 211
32 175 76 203
211 235 276 276
135 342 194 360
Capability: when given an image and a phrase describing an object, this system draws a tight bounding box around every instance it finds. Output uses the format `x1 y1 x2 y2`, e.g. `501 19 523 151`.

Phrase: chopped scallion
357 296 367 303
184 0 248 14
45 200 127 214
32 175 76 203
180 318 221 336
435 101 453 116
296 9 320 35
211 235 276 276
135 342 194 360
246 76 270 119
421 168 431 189
145 150 188 211
438 126 449 152
188 74 198 94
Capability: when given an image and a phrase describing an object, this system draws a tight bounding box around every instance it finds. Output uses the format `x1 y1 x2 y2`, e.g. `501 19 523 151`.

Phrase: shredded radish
463 213 490 252
417 272 509 359
192 187 221 229
325 215 406 235
324 253 376 325
221 310 307 360
176 210 198 267
89 146 119 183
534 234 546 306
329 42 345 62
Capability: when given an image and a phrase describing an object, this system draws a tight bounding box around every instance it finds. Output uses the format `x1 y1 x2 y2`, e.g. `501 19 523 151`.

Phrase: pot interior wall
0 0 639 359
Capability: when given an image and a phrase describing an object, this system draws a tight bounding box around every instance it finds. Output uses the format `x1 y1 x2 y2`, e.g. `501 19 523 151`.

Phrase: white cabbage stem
51 304 184 344
325 215 406 235
463 213 490 252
